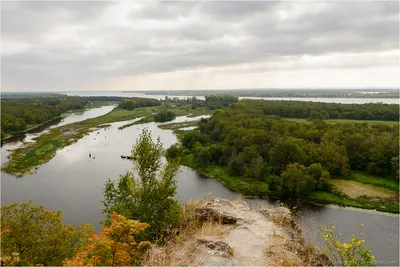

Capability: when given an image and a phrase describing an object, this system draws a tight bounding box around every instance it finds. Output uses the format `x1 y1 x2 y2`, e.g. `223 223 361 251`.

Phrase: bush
63 212 151 266
321 225 375 266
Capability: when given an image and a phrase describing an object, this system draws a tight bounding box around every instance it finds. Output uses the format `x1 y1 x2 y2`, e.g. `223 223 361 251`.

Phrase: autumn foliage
63 212 151 266
0 201 93 266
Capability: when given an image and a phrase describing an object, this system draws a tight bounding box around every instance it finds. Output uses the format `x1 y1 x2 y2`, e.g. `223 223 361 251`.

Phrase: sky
1 0 399 92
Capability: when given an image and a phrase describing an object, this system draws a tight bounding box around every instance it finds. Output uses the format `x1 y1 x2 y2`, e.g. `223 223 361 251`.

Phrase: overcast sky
1 0 399 91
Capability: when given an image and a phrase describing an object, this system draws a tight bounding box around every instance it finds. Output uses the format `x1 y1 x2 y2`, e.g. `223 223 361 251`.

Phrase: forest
1 96 87 137
252 99 399 121
177 100 399 199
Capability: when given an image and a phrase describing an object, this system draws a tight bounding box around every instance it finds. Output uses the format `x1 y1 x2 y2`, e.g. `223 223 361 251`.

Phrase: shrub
102 128 182 242
321 225 375 266
63 213 151 266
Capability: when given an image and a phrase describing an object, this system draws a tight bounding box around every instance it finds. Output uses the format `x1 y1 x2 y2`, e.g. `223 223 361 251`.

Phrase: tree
0 201 93 266
63 212 151 266
280 163 316 197
102 128 182 242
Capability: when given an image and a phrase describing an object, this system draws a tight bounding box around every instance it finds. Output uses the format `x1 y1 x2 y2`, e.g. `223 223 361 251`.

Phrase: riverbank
118 106 213 130
1 106 213 176
1 116 63 142
178 152 399 214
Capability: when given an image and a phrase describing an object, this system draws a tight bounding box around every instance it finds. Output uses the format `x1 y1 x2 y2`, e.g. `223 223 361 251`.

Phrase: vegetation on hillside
0 201 93 266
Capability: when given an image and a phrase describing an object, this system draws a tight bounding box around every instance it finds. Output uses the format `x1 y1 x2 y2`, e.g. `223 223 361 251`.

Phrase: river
65 91 400 104
1 106 399 265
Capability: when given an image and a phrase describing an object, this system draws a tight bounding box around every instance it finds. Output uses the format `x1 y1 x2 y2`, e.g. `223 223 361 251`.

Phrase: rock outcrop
146 198 331 266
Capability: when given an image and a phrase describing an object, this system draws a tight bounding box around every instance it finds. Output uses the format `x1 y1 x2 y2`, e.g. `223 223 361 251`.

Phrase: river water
1 106 399 265
65 91 400 105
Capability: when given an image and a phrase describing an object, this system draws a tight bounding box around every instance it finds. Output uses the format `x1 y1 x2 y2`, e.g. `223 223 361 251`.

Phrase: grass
285 118 399 125
78 107 157 127
330 180 397 199
158 121 199 130
143 200 229 266
2 107 155 176
307 191 399 213
2 125 90 176
336 171 399 191
118 106 212 130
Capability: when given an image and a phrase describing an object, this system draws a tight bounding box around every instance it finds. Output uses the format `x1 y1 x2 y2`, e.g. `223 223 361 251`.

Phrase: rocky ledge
154 198 331 266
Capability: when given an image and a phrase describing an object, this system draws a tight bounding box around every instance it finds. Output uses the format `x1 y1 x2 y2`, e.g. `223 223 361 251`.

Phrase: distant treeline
117 97 160 110
137 89 400 98
243 100 400 121
180 101 399 197
1 96 87 137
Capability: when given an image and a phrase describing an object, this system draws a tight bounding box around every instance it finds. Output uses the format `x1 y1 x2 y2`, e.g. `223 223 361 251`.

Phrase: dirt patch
331 179 397 198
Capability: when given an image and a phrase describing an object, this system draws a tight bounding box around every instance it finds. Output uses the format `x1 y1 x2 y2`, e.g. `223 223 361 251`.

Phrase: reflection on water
1 108 399 265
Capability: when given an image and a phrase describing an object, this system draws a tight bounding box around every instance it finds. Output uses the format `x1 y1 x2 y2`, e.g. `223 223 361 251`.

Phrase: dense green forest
253 100 399 121
1 96 87 137
177 100 399 199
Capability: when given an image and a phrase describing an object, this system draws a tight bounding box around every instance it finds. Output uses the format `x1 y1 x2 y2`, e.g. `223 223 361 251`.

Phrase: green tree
102 128 182 242
0 201 93 266
280 163 316 196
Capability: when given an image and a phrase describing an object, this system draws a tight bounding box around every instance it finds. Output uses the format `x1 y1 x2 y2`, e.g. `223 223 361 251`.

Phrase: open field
285 118 399 125
336 171 399 191
331 179 397 198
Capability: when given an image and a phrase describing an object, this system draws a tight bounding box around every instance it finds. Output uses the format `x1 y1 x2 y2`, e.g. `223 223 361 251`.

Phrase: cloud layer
1 1 399 91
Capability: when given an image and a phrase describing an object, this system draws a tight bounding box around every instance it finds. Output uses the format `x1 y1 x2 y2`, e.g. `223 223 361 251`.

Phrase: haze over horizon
1 1 399 92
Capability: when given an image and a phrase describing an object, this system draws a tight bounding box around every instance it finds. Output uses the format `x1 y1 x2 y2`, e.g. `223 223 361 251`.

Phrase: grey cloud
1 0 398 91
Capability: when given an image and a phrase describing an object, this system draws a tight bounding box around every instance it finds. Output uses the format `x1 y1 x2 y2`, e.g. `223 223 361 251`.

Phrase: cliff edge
145 198 331 266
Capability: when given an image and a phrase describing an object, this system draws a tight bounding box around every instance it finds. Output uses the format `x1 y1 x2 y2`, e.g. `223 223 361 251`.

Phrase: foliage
63 212 151 266
118 97 160 110
178 99 398 200
165 144 181 161
0 201 93 266
154 110 176 122
205 95 239 109
259 99 399 121
1 96 87 136
321 225 375 266
102 128 182 242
